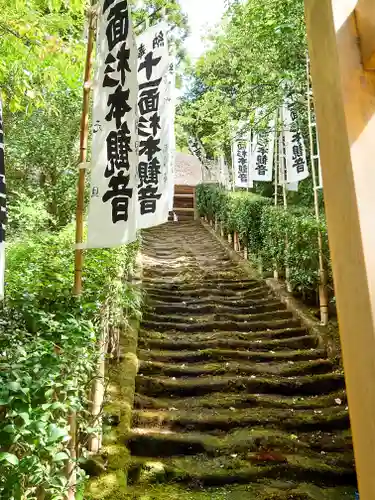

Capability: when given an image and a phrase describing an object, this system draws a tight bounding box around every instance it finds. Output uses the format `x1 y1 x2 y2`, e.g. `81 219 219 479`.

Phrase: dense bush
0 226 140 499
196 183 332 296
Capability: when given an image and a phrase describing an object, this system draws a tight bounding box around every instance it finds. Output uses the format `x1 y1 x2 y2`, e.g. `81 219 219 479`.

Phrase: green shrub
197 183 332 297
0 226 141 499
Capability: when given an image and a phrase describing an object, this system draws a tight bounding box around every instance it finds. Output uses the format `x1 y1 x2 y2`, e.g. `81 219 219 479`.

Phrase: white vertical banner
251 117 275 182
87 0 139 248
233 135 252 188
137 22 171 229
166 55 176 212
282 102 309 183
0 98 6 299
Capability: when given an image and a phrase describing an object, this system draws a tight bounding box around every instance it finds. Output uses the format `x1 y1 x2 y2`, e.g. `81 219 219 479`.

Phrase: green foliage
197 184 332 296
196 184 271 256
177 0 307 157
0 227 141 499
0 0 85 113
6 89 82 229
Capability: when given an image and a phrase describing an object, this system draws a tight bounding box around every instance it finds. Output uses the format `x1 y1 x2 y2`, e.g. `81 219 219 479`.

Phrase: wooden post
306 56 329 325
305 1 375 497
356 0 375 70
73 4 96 297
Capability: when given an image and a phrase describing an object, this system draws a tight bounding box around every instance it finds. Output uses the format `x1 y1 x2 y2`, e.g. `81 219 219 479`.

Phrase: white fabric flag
233 136 252 188
0 98 5 299
137 22 171 229
87 0 139 248
166 56 176 212
282 103 309 183
287 182 299 192
251 118 275 182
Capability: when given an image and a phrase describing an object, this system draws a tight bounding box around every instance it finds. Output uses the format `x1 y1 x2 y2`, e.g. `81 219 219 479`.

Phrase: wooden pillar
356 0 375 70
304 1 375 497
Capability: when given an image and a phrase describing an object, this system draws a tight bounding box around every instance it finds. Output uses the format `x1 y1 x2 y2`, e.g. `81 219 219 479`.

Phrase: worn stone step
148 300 286 315
139 334 318 352
141 317 302 333
144 285 271 300
134 390 348 412
138 358 334 378
129 453 355 488
138 346 327 364
132 406 350 433
143 309 294 325
127 427 353 458
141 326 309 343
142 279 263 292
147 294 280 307
136 372 345 398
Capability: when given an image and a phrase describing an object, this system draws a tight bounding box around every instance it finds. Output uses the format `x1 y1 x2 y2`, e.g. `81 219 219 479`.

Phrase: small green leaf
53 451 69 462
18 412 31 425
0 452 19 466
7 381 21 392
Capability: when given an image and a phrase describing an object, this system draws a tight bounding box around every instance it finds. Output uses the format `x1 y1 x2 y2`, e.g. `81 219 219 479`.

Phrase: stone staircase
127 221 356 499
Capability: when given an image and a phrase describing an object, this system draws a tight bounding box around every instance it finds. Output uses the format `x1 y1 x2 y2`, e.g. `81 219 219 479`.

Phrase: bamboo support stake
73 5 96 297
88 323 107 453
66 410 77 500
307 56 329 325
234 232 239 252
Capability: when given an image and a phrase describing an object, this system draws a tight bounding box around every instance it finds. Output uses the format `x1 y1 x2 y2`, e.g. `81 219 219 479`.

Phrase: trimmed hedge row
197 184 332 296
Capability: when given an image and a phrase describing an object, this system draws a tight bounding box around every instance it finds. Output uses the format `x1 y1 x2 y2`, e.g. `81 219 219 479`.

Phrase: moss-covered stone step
138 334 317 352
88 480 357 500
141 326 310 343
147 294 281 307
132 406 349 433
141 318 302 333
138 358 334 378
127 426 353 456
138 346 327 363
142 279 264 292
128 452 355 488
143 309 294 325
134 390 348 412
144 285 271 300
147 300 286 315
135 372 345 398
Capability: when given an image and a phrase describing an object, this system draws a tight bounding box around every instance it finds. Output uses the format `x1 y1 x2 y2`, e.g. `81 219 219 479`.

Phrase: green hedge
196 183 332 296
0 226 140 499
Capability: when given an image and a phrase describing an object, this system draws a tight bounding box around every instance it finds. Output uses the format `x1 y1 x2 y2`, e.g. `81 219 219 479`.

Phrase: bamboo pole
273 114 279 280
73 4 96 297
230 142 235 192
68 6 96 499
306 56 329 325
279 108 292 293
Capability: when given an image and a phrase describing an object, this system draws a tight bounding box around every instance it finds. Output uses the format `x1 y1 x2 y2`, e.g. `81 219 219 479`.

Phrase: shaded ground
89 221 357 499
